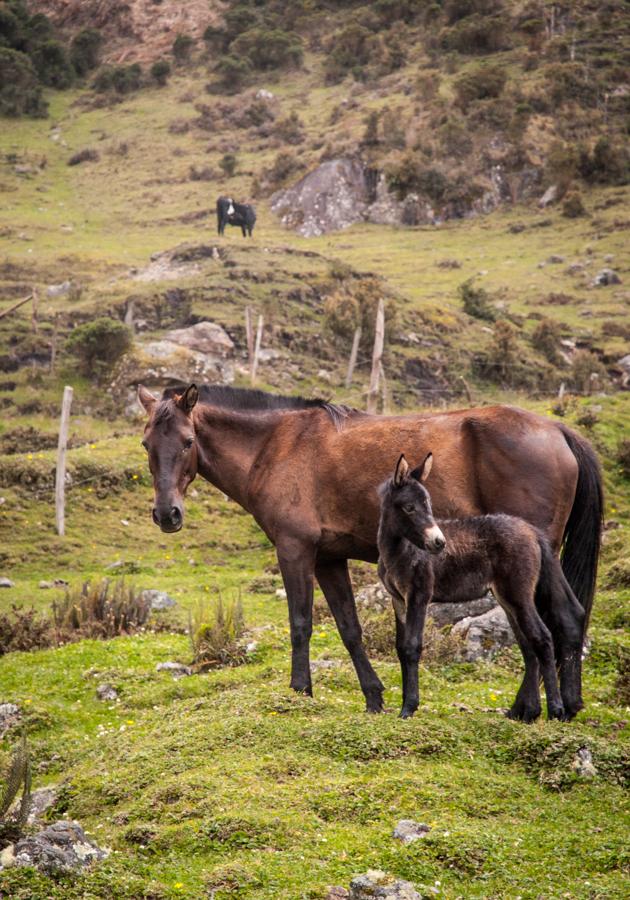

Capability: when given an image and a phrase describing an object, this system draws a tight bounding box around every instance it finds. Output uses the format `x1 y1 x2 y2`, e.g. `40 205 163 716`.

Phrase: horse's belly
318 529 378 563
431 568 490 604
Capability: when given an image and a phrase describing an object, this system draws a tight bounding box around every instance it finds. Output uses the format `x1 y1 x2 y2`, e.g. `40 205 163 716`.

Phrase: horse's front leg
316 559 384 713
399 586 430 719
277 538 316 696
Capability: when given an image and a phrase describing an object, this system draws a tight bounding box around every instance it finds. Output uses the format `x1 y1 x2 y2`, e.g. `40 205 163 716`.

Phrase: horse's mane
161 385 360 429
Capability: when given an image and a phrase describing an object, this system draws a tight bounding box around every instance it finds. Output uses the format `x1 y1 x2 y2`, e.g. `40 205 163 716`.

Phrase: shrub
274 111 304 145
0 604 52 655
444 0 504 24
93 63 142 95
362 110 380 146
31 39 74 88
545 141 579 192
441 13 511 54
543 63 598 108
150 59 171 86
386 152 450 202
65 317 132 378
324 278 398 348
263 150 302 187
617 439 630 478
562 192 586 218
67 147 99 166
52 579 151 638
231 27 302 71
0 47 47 117
212 54 252 92
172 33 194 64
189 594 247 668
70 28 102 76
454 64 506 106
219 152 237 177
458 278 497 321
579 137 629 186
531 317 562 363
0 737 31 846
570 350 607 393
324 24 373 83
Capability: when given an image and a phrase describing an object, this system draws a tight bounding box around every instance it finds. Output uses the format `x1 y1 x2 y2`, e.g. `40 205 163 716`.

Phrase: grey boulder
6 820 109 874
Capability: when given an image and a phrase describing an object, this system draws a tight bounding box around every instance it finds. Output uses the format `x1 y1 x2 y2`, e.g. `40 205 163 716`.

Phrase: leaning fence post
55 386 73 536
251 314 263 385
367 299 384 414
380 361 389 414
345 326 361 388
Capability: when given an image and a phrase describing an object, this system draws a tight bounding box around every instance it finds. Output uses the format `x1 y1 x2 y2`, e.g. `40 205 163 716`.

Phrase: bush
545 141 579 192
0 604 52 655
324 24 373 83
386 152 449 202
579 137 629 186
454 64 506 106
53 579 151 638
231 27 302 71
70 28 102 76
274 111 304 145
543 63 598 108
570 350 607 393
31 39 74 88
65 317 132 378
212 54 252 92
458 278 497 321
362 110 380 146
189 595 247 668
444 0 504 25
172 32 194 63
0 47 47 117
67 147 99 166
324 278 398 348
150 59 171 86
441 13 511 54
616 439 630 479
263 150 302 187
93 63 142 95
531 317 562 363
219 152 237 177
562 191 586 218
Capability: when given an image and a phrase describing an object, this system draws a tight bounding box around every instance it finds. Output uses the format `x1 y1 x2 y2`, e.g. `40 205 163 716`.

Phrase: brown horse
378 454 585 722
138 383 602 712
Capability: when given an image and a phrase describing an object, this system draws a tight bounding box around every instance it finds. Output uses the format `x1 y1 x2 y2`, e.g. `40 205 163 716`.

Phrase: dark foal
377 454 585 722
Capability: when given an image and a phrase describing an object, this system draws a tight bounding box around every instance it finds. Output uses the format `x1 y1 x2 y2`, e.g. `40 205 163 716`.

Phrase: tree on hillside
70 28 103 76
0 46 47 117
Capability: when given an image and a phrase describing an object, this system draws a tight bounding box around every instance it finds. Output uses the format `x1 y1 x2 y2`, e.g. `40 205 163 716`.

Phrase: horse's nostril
171 507 181 523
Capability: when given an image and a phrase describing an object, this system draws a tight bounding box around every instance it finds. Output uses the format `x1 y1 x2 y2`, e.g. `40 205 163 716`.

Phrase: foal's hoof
365 692 385 714
506 703 541 724
548 704 568 722
399 707 417 720
290 683 313 697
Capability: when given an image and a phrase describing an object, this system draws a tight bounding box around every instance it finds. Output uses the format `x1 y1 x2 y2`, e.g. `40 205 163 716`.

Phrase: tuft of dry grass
189 593 247 669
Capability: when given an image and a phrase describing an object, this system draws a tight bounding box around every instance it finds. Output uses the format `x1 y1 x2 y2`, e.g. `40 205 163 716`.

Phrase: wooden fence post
367 299 384 414
459 376 473 405
345 326 361 388
55 386 73 537
251 314 263 385
49 314 58 374
380 361 389 414
0 294 32 320
245 306 254 364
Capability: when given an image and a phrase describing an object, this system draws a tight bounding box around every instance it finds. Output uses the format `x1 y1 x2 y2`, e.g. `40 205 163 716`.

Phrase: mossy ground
1 65 629 899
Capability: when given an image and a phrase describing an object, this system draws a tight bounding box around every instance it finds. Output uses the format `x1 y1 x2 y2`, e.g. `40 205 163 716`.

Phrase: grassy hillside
1 2 629 898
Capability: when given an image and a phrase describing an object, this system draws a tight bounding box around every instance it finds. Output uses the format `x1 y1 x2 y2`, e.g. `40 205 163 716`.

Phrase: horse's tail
556 423 603 637
534 533 585 658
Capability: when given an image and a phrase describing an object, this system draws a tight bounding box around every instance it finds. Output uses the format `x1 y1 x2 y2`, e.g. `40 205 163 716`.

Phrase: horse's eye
183 438 193 451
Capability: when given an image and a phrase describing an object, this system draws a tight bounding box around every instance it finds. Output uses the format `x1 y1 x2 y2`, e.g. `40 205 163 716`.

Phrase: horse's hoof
506 705 541 723
548 704 568 722
290 684 313 697
399 708 416 719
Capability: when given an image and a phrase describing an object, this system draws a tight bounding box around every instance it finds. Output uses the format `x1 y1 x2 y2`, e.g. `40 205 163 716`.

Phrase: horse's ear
177 383 199 415
138 385 157 414
393 454 409 487
411 452 433 483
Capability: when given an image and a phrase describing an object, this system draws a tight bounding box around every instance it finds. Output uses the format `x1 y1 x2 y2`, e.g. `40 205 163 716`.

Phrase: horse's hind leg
549 581 585 719
315 559 384 713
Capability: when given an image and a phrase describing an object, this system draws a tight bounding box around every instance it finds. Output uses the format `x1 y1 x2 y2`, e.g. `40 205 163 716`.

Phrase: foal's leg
277 539 316 696
501 606 542 723
502 587 566 721
398 588 429 719
315 559 384 713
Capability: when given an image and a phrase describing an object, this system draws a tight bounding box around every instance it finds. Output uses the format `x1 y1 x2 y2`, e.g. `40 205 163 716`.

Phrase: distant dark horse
378 454 585 722
217 196 256 237
137 384 602 713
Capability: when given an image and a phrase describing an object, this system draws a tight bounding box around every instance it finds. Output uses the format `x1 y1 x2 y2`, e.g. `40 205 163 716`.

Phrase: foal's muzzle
425 524 446 554
152 505 183 533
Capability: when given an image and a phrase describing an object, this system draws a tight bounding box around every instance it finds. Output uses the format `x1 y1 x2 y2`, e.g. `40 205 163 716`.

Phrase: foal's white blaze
425 524 445 548
227 201 235 216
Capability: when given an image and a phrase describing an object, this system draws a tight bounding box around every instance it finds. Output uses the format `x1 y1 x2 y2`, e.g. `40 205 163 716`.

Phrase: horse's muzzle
153 505 183 533
425 524 446 554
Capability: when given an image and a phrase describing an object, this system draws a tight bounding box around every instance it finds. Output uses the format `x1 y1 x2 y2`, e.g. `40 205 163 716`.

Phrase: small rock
547 254 565 264
120 519 130 527
96 683 118 702
8 820 109 874
140 589 176 611
593 268 621 286
0 577 15 588
0 703 21 737
275 588 287 600
24 787 58 825
317 369 333 383
46 281 73 298
355 583 390 612
452 606 515 661
326 889 350 900
39 581 54 589
156 661 192 678
538 184 558 208
245 640 258 655
572 747 597 778
393 820 431 844
311 658 339 672
256 89 275 101
428 593 496 627
349 869 423 900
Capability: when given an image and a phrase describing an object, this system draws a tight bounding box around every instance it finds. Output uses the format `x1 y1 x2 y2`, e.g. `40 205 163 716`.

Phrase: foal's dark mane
160 384 359 429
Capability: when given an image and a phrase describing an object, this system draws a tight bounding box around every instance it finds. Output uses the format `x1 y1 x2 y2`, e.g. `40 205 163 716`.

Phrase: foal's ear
177 383 199 416
393 454 409 487
411 452 433 483
138 385 157 414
